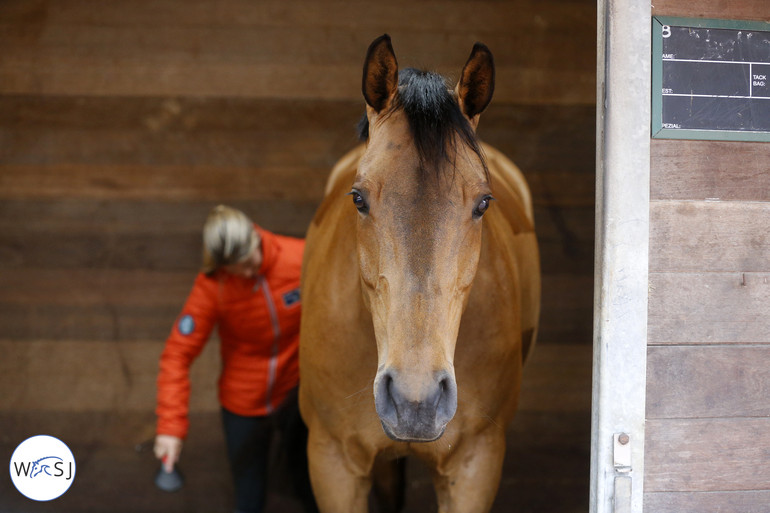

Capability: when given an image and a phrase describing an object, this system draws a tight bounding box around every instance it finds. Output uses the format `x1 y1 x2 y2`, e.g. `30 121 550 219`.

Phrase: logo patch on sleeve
282 288 301 307
177 314 195 336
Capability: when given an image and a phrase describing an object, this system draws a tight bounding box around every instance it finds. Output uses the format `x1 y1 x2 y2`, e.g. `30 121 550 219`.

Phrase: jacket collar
255 225 278 277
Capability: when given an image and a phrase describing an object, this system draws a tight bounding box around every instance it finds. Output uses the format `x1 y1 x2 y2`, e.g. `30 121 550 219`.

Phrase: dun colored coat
299 35 540 513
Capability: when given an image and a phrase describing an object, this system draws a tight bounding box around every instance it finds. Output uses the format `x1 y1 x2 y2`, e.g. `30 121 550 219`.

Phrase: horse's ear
455 43 495 127
362 34 399 113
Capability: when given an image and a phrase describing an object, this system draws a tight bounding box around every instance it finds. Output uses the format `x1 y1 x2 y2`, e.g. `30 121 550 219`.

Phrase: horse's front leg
307 425 372 513
431 427 508 513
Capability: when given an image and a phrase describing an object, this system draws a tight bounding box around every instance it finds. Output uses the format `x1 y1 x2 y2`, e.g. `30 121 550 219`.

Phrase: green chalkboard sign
652 17 770 141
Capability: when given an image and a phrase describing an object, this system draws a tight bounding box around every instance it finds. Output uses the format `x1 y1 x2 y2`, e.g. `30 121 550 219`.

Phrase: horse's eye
473 195 494 219
348 190 369 214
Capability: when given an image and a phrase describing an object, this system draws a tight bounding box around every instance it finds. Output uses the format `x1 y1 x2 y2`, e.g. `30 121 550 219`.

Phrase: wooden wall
0 1 595 511
645 2 770 511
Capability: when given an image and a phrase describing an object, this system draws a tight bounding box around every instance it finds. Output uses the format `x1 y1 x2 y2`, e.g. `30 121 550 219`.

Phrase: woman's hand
154 434 183 472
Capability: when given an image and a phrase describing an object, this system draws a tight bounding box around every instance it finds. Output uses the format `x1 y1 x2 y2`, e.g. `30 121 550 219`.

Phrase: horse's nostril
385 374 397 407
375 371 399 427
434 377 448 407
435 373 457 426
375 367 458 441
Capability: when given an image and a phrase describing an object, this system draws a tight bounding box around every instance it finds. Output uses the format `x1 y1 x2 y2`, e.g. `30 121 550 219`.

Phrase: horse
299 34 540 513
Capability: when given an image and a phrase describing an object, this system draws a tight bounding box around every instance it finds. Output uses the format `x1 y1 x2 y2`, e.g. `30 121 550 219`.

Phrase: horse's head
353 35 495 442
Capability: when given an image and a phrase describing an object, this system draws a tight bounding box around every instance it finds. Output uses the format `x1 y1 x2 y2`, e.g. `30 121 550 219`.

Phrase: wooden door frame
591 0 651 511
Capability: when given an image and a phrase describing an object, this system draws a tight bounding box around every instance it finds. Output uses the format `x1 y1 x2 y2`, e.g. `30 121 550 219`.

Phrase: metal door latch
613 433 632 513
613 432 631 472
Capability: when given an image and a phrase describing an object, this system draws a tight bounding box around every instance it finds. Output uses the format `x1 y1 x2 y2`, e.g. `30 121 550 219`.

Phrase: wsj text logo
9 435 76 501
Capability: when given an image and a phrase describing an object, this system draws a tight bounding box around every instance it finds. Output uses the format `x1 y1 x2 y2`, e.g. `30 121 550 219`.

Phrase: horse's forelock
358 68 488 180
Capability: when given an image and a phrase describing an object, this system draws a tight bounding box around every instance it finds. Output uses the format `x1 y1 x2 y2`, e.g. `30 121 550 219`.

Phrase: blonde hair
201 205 259 275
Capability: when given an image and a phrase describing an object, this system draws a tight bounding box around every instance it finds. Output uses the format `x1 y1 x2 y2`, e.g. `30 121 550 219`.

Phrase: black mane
357 68 488 179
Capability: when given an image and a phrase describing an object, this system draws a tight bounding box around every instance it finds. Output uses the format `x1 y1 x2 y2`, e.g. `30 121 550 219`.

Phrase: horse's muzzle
374 368 458 442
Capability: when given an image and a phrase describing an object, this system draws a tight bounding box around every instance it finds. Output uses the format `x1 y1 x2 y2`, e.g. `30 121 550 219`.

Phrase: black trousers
221 389 317 513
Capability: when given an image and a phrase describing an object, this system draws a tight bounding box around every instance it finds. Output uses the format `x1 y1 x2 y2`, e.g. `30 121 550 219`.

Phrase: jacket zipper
258 276 281 414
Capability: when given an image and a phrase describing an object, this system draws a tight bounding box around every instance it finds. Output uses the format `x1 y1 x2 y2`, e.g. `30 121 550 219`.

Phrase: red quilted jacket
156 226 304 439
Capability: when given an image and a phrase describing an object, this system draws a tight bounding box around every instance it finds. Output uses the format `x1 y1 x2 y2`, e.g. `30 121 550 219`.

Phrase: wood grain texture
0 340 591 414
0 96 361 172
0 198 593 274
647 345 770 419
0 339 220 413
0 164 333 202
0 93 596 341
645 491 770 513
2 0 592 34
0 96 596 207
650 200 770 273
652 0 770 20
0 409 589 513
646 2 770 505
648 272 770 344
0 302 179 343
0 411 236 513
0 3 595 510
645 418 770 493
0 268 592 343
519 343 593 413
0 269 193 306
651 140 770 202
0 0 595 104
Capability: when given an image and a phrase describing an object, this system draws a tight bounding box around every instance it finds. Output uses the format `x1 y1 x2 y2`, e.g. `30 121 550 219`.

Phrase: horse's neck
482 143 535 235
324 144 366 196
482 142 534 223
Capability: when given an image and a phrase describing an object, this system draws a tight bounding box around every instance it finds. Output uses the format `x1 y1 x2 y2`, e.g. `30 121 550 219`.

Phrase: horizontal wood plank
0 269 195 306
0 96 595 145
651 140 770 202
0 410 234 513
648 272 770 344
0 161 592 209
28 0 593 35
1 294 588 344
0 269 592 343
0 198 315 243
519 343 592 413
0 339 590 413
0 210 593 275
650 200 770 273
0 21 593 71
645 418 770 493
0 164 331 202
647 345 770 419
0 198 593 275
0 62 593 104
0 230 199 271
0 339 220 412
0 97 595 207
0 409 589 513
0 302 180 343
645 491 770 513
481 104 596 208
0 1 595 104
652 0 770 20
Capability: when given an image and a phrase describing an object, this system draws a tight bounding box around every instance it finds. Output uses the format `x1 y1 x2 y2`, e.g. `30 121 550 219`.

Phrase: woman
154 205 316 513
